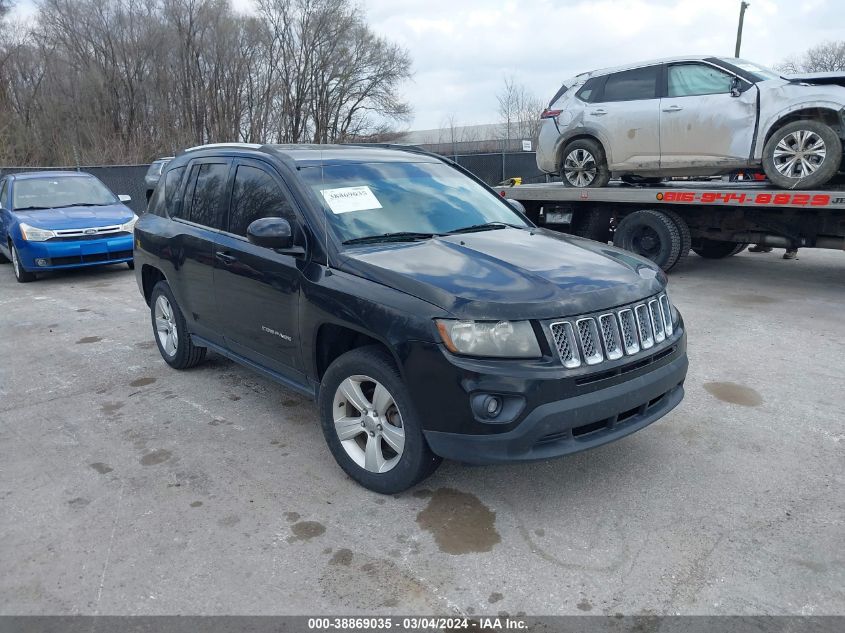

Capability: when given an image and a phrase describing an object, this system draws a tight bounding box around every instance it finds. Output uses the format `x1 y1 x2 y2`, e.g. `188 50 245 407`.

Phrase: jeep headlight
19 223 56 242
436 319 541 358
120 214 139 233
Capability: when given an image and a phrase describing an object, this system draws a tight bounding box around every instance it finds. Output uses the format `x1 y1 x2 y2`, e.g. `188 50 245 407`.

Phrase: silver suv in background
536 56 845 190
144 157 173 201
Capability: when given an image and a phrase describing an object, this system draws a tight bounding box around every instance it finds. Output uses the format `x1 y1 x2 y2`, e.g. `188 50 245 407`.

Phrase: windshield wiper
64 202 109 207
447 222 516 235
342 231 438 246
13 206 52 211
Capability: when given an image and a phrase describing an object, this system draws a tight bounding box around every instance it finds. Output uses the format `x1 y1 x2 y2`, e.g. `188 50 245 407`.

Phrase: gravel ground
0 249 843 616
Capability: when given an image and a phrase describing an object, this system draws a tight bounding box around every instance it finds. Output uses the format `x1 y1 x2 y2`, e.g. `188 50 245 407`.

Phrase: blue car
0 171 137 283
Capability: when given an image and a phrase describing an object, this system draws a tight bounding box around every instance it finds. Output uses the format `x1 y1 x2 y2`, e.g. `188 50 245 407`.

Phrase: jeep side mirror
730 76 742 97
247 217 304 256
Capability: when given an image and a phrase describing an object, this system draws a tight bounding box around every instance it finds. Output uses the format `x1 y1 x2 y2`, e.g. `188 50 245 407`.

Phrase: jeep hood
338 227 666 320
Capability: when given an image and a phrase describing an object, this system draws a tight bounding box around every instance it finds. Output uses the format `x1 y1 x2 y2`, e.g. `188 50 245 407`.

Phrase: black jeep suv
135 143 688 493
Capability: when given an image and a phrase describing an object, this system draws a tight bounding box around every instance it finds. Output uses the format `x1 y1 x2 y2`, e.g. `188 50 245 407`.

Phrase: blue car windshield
299 162 529 244
13 176 119 210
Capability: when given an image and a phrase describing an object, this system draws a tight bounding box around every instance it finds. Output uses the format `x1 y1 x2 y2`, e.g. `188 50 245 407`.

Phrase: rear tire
149 281 206 369
692 239 740 259
659 209 691 269
559 138 611 188
730 243 748 256
127 260 135 270
612 209 681 271
319 346 441 494
10 243 36 283
762 120 842 190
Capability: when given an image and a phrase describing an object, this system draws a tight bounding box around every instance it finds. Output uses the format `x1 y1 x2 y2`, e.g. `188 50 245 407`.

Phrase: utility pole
735 1 750 57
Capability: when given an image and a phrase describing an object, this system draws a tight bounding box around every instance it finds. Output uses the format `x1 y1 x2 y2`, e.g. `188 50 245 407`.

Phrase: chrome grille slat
549 293 675 368
576 318 603 365
617 309 640 355
549 321 581 369
635 304 654 349
659 294 673 336
649 299 665 343
598 313 623 360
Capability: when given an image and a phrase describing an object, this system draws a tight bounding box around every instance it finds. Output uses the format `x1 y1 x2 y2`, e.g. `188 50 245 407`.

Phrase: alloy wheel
563 149 597 187
11 245 20 277
332 375 405 473
772 130 827 179
154 295 178 357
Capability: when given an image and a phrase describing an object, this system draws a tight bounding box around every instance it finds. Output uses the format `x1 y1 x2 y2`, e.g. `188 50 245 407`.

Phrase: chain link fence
0 152 553 214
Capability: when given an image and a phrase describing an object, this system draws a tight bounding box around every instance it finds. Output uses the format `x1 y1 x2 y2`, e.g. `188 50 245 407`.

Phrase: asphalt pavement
0 249 843 615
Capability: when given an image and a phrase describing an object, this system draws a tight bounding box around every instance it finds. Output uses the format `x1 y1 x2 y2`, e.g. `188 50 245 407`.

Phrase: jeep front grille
549 294 674 368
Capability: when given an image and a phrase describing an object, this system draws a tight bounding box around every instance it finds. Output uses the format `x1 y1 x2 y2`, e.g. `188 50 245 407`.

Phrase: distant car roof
8 171 95 180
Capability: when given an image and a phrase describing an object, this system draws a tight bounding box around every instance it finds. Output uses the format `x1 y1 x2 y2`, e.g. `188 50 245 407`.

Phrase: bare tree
0 0 412 165
496 76 543 150
775 40 845 74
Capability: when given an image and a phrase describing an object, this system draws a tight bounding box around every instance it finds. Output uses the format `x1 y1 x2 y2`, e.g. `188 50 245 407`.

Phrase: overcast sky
12 0 844 131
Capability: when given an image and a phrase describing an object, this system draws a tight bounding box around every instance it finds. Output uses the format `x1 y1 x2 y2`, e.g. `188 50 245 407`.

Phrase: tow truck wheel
730 243 748 256
659 209 691 269
559 138 610 188
612 209 681 272
762 120 842 190
692 239 740 259
570 208 612 243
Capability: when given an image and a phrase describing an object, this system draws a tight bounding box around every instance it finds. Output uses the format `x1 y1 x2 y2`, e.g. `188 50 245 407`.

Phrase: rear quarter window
149 166 186 217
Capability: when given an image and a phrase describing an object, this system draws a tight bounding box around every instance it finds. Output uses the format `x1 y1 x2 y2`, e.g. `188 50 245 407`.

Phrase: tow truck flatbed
496 179 845 270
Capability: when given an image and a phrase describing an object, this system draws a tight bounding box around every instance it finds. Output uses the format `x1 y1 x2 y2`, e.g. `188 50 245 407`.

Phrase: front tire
319 346 441 494
612 209 681 271
149 281 206 369
762 120 842 190
10 243 36 283
559 138 611 188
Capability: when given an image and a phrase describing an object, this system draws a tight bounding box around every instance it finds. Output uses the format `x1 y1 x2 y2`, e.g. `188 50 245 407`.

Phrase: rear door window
576 76 605 103
0 180 8 208
601 66 659 101
178 162 229 229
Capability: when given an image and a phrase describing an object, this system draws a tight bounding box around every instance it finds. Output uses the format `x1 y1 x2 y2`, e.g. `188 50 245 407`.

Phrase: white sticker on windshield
321 186 382 214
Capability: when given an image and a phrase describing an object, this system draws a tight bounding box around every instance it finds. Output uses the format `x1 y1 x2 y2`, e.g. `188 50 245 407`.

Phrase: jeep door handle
215 251 238 265
662 105 683 112
589 109 607 116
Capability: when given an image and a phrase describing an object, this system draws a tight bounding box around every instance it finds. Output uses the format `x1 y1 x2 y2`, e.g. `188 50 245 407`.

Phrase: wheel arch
313 322 400 382
555 131 610 171
759 104 844 155
141 264 166 307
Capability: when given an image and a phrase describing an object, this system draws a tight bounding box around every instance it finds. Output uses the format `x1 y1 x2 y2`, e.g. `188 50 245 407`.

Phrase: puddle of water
76 336 102 344
416 487 501 554
703 382 763 407
130 377 156 387
89 462 113 475
289 520 326 542
140 448 172 466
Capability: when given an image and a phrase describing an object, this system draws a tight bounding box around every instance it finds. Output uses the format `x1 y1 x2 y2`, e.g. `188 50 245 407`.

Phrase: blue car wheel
10 243 36 283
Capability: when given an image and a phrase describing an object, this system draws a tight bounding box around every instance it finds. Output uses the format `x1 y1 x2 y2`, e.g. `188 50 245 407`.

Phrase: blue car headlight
19 223 56 242
120 214 139 233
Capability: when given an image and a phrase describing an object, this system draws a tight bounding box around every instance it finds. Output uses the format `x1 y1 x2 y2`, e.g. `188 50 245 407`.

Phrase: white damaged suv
536 56 845 190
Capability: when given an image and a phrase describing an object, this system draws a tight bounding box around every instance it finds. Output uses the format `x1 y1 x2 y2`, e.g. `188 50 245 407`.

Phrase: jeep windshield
13 176 119 211
300 162 530 245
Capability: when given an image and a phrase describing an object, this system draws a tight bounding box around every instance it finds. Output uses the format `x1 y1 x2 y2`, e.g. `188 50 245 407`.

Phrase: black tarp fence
0 152 553 215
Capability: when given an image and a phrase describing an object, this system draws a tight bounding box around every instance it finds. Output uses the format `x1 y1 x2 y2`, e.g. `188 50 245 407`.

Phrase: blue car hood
338 227 667 320
13 204 134 230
